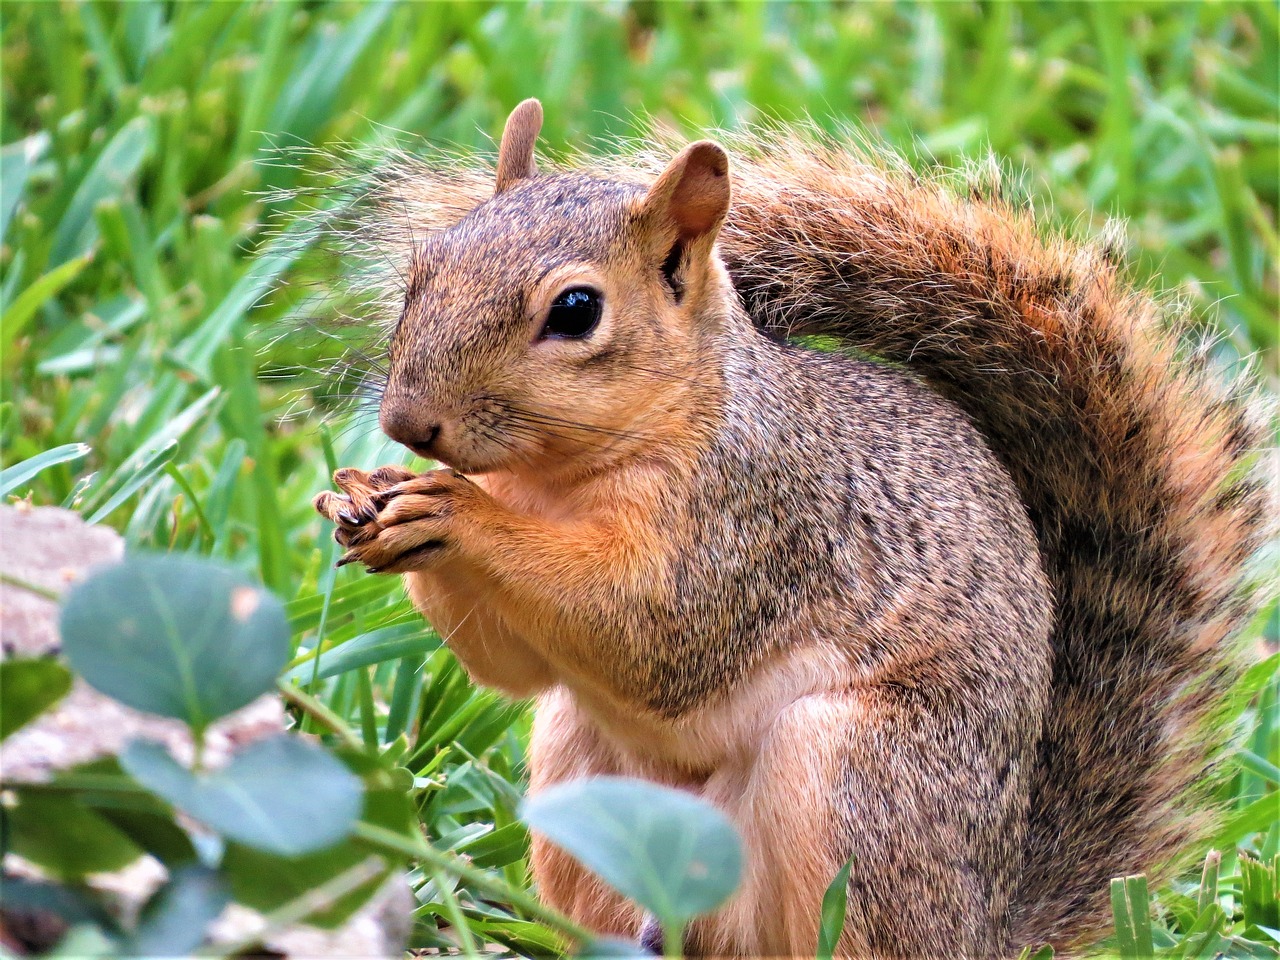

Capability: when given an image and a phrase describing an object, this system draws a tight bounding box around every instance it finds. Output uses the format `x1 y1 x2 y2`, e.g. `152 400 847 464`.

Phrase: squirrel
312 100 1270 958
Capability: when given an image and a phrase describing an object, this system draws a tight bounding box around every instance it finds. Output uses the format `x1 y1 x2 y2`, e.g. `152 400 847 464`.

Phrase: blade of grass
1111 874 1153 958
816 857 853 960
1 253 95 348
0 443 91 496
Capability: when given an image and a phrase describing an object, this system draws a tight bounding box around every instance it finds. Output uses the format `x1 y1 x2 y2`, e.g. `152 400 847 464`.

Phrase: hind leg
686 695 853 957
528 688 642 939
689 690 1013 958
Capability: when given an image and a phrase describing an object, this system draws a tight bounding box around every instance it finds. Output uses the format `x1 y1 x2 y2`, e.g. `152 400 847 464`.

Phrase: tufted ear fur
495 99 543 194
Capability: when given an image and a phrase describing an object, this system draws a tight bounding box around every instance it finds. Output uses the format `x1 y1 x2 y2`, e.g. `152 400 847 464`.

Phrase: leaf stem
1 774 151 794
424 859 482 960
191 725 207 773
663 919 685 959
0 570 62 601
276 678 363 749
352 820 593 948
198 855 386 958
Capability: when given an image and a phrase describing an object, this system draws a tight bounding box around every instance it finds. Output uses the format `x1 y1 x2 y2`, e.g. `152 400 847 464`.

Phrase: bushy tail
689 135 1271 950
355 130 1271 951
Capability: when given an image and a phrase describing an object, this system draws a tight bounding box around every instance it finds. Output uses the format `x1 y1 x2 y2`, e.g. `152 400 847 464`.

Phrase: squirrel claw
638 916 664 955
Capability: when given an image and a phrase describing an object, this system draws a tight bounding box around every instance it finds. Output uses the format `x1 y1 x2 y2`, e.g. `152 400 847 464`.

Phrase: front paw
312 465 418 552
335 470 487 574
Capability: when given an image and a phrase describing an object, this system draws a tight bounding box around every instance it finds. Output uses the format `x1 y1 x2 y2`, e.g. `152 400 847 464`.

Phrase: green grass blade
49 117 154 267
1236 749 1280 786
1197 850 1221 917
162 462 216 547
86 439 179 525
1 253 94 347
1111 874 1153 958
1240 854 1279 932
0 443 91 496
76 3 129 103
1 133 49 243
383 656 421 745
815 857 852 960
175 219 317 376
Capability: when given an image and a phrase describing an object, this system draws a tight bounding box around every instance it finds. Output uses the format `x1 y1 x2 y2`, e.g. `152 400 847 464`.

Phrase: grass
2 1 1276 956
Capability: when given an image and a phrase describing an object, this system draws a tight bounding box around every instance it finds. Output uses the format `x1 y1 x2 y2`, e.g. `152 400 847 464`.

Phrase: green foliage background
2 1 1276 955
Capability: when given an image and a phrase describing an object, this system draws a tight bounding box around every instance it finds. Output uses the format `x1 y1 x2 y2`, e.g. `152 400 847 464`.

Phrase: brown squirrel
313 100 1270 958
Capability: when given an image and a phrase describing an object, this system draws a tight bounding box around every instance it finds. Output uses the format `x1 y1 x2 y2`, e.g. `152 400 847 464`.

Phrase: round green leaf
59 554 288 728
0 658 73 740
521 776 743 927
123 865 230 957
222 749 414 928
121 736 363 857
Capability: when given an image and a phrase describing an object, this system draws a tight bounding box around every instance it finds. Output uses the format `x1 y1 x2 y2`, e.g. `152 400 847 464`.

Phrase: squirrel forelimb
316 460 687 701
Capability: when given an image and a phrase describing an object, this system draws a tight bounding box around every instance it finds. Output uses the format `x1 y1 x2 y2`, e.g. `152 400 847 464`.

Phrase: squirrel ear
641 140 731 244
495 99 542 194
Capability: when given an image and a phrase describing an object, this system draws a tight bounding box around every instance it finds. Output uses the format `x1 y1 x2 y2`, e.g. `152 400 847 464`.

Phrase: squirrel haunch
315 101 1272 958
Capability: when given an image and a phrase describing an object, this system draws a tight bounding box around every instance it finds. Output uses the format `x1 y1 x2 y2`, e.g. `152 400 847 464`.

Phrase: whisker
503 409 648 442
627 364 709 388
500 420 636 451
490 420 624 456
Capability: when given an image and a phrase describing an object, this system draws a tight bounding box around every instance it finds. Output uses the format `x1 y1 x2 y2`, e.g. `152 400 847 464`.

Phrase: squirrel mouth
402 443 498 477
405 440 437 459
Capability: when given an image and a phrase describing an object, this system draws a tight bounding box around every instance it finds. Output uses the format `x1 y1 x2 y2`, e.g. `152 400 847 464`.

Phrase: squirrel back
330 120 1271 951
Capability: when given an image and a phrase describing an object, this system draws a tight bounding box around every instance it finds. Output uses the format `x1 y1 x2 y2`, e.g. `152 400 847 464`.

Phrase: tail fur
352 129 1273 951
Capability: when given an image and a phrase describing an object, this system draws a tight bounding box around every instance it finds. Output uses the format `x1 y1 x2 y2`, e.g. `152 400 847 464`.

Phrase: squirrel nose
379 405 442 459
404 425 441 459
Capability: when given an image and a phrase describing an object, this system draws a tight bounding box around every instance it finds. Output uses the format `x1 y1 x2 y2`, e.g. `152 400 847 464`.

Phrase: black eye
540 286 602 340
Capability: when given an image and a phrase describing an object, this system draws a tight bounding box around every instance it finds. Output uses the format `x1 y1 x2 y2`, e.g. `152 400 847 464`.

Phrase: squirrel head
379 99 733 477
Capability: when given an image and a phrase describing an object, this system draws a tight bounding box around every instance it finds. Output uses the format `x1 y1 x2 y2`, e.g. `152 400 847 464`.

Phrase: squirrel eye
540 286 602 340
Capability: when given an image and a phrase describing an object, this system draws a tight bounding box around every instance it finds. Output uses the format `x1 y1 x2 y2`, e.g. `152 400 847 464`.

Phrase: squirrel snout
379 405 442 459
403 426 441 460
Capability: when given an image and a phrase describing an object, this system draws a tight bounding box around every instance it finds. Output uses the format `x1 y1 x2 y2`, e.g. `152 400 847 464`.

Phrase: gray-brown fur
639 330 1052 718
674 330 1054 956
319 118 1272 956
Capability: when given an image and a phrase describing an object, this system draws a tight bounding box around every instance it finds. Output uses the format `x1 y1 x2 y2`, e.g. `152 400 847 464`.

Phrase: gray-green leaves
521 776 743 932
121 866 230 957
121 737 363 857
60 554 289 730
59 554 363 857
